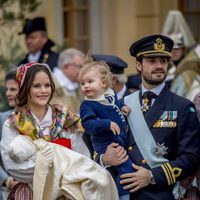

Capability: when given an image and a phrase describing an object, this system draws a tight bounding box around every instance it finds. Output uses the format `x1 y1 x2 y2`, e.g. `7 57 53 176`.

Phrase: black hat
129 34 174 58
19 17 47 35
92 54 128 74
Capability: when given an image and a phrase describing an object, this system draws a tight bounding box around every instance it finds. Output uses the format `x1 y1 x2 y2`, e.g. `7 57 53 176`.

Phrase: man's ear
136 61 142 72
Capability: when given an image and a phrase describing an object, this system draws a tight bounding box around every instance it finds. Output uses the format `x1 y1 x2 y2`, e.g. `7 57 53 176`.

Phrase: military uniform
125 34 200 200
125 85 200 200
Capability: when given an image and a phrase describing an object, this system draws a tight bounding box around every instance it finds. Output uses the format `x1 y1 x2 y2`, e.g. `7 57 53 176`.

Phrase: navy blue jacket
126 86 200 200
80 96 128 154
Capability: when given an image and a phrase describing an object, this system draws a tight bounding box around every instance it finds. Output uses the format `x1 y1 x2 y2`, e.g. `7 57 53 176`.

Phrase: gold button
128 146 133 151
142 159 147 164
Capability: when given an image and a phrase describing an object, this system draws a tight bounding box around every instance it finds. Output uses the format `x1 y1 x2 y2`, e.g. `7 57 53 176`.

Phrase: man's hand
120 163 151 192
103 143 128 166
110 122 120 135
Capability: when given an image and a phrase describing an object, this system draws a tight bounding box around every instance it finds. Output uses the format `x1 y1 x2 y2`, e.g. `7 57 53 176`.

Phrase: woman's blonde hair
79 57 112 89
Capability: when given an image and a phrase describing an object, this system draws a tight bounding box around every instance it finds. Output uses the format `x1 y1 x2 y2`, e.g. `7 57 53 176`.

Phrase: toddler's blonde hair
79 57 112 89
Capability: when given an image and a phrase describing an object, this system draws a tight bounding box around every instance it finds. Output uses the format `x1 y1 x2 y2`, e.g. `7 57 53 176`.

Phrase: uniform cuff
100 154 112 168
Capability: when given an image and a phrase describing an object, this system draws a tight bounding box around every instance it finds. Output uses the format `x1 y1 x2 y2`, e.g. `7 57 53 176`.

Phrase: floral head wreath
16 62 51 88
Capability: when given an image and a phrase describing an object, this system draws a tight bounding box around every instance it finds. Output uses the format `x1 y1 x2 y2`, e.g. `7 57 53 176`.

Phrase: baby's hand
121 106 131 116
5 177 19 190
110 122 120 135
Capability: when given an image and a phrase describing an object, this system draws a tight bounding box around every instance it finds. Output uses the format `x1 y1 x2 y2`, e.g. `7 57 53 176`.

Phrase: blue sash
124 91 168 168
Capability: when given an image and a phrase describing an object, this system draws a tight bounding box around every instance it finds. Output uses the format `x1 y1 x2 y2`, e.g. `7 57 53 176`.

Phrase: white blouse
0 107 90 183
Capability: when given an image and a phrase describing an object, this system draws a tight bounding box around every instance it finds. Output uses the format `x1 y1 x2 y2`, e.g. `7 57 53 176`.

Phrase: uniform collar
142 82 165 96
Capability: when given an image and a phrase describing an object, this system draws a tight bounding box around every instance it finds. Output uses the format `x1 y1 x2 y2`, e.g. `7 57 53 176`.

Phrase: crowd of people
0 12 200 200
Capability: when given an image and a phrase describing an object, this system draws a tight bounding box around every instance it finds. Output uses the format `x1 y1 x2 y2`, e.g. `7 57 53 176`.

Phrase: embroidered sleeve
63 110 84 134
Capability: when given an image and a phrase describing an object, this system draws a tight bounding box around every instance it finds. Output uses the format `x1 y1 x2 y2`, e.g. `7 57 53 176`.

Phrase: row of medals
142 98 177 128
153 119 177 128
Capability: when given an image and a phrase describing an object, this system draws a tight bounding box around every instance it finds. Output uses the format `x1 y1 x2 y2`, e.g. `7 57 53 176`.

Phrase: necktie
141 91 158 112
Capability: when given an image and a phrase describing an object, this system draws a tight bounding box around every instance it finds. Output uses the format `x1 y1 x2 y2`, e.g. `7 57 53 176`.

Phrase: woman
1 63 83 180
1 63 118 200
0 68 19 200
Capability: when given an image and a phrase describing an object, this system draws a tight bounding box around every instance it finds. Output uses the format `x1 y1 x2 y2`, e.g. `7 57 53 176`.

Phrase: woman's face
28 71 52 108
6 79 19 107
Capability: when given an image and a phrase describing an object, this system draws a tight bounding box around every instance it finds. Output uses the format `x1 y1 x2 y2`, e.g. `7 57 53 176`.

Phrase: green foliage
0 0 41 111
0 0 41 70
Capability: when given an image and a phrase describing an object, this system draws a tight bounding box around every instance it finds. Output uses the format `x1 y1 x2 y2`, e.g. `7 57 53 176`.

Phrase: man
92 54 131 99
18 17 58 71
53 48 90 158
52 48 85 114
101 34 200 199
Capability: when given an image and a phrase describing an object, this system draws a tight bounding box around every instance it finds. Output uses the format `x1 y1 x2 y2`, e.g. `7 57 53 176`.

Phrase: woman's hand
120 163 151 192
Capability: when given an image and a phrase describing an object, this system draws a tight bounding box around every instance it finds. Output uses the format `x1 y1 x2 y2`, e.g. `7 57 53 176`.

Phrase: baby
8 135 119 200
79 58 134 199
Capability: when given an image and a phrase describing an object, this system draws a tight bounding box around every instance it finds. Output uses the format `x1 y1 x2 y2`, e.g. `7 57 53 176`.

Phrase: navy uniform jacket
126 86 200 200
18 39 58 71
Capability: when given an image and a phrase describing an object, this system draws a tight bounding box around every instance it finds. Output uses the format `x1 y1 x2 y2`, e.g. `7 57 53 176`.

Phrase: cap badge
154 38 165 51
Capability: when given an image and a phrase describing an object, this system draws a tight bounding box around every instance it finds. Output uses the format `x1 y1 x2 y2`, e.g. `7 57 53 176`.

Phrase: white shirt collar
28 51 41 62
142 82 165 96
116 85 127 99
31 106 53 135
85 88 115 105
53 67 79 94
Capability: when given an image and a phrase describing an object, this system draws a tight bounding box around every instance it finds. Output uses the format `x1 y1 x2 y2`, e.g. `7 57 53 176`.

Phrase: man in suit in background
18 17 58 71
